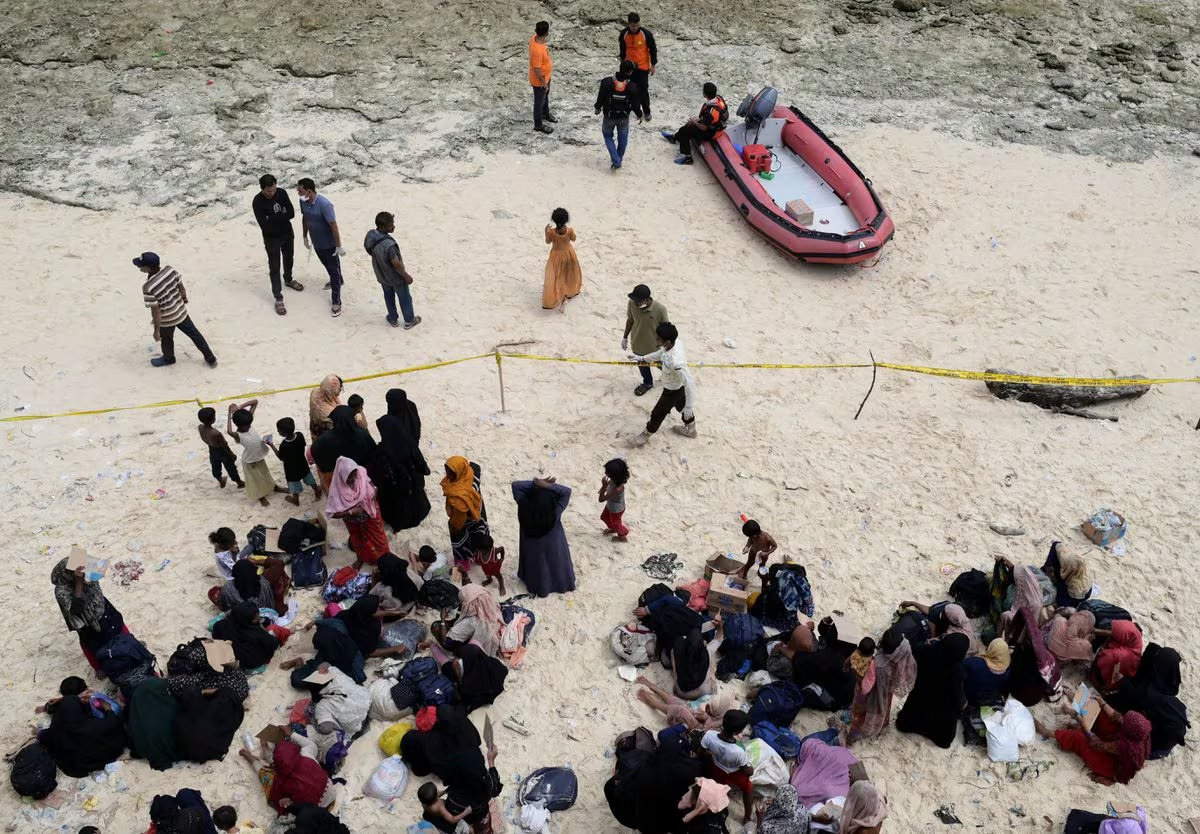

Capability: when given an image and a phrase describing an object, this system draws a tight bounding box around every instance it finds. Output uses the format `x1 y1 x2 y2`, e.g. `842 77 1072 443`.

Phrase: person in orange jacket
618 12 658 121
529 21 556 134
661 82 728 165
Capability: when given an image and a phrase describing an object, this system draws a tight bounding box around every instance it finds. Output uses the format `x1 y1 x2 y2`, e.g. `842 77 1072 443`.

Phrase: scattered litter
155 559 171 571
151 488 167 500
940 563 956 576
1111 541 1126 557
988 523 1025 537
503 718 532 737
110 560 144 586
14 403 31 412
640 552 683 581
1008 806 1025 817
22 365 35 380
617 665 637 682
152 49 168 58
990 236 1000 249
126 539 144 552
1081 508 1126 547
1005 758 1053 780
933 805 961 825
722 338 737 348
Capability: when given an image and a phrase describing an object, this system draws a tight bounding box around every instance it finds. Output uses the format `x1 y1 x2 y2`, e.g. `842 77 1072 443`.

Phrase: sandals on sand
275 299 287 315
285 280 305 291
634 383 653 396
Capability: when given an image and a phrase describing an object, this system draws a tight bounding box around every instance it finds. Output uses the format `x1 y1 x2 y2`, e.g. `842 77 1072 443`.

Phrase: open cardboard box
707 572 750 614
704 553 743 581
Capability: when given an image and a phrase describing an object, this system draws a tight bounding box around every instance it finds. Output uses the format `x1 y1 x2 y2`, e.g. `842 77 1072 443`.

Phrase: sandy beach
1 121 1198 831
3 0 1200 824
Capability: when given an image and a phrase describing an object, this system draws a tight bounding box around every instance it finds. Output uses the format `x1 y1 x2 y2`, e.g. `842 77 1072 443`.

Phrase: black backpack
419 579 460 611
949 569 991 618
97 633 157 697
607 77 633 118
167 638 206 677
278 518 325 554
246 524 269 555
890 609 931 646
10 742 57 799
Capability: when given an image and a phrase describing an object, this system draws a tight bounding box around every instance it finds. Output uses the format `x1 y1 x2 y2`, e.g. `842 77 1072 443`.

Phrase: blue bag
752 721 803 759
721 613 763 648
518 766 578 811
747 680 804 727
290 545 328 588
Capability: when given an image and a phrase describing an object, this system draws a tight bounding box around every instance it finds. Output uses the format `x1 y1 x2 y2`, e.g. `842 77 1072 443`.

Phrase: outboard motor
736 87 778 144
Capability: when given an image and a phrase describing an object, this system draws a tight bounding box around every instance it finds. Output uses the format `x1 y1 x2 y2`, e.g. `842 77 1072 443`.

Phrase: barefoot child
227 400 287 507
697 710 755 826
266 418 322 506
198 407 244 489
473 532 506 595
598 458 630 540
737 518 777 581
410 545 451 583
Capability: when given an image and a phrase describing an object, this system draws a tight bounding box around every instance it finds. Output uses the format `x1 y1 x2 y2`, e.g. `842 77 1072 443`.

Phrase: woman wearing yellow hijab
440 456 488 576
308 374 343 439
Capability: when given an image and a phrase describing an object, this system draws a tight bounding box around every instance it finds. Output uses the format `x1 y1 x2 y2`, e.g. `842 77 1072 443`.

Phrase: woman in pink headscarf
840 780 888 833
441 584 506 658
1002 564 1061 699
790 738 859 808
1045 609 1097 664
326 456 388 570
846 628 917 744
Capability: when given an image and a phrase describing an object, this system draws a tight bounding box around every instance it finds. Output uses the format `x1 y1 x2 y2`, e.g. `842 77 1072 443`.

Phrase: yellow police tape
3 352 1196 424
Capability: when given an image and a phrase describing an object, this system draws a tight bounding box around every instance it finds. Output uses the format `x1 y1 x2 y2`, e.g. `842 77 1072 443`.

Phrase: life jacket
700 96 729 132
607 76 632 118
622 29 651 70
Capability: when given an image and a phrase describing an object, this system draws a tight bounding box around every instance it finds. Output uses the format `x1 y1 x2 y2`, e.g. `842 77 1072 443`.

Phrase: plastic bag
983 709 1019 762
1002 697 1036 745
363 754 409 800
378 718 415 756
744 738 790 796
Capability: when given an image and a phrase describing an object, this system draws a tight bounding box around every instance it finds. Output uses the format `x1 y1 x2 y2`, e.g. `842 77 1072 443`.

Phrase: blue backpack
721 613 763 649
752 721 803 760
518 767 578 811
747 680 804 727
290 545 328 588
96 633 157 697
400 656 458 707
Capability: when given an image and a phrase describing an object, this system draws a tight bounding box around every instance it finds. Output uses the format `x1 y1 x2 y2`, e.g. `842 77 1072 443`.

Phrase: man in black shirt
252 174 303 314
595 60 643 169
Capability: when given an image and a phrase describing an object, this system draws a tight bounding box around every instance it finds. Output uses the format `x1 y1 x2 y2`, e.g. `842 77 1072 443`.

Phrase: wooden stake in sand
491 340 537 414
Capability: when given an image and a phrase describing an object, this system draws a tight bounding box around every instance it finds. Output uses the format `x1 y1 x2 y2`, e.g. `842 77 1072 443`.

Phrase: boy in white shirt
698 709 754 826
628 321 697 443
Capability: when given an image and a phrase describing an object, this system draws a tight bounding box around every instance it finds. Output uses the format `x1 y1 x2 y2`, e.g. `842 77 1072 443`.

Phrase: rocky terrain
1 0 1197 212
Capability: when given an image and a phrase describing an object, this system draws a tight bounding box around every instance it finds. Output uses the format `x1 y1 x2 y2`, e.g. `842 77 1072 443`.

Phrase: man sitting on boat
661 82 728 166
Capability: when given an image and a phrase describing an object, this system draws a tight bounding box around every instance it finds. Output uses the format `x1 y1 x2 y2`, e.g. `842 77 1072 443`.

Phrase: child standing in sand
266 417 322 506
598 458 630 541
226 400 285 507
737 518 777 581
198 407 244 489
473 532 507 595
542 207 582 312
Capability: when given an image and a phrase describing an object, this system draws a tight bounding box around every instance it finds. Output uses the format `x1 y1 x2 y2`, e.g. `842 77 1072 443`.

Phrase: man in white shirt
628 321 696 443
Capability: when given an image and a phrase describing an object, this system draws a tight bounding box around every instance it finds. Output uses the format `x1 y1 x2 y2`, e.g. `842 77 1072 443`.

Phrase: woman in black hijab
284 619 366 689
669 628 711 700
172 684 246 764
213 602 282 669
42 680 127 777
400 704 484 782
1109 643 1189 758
370 388 432 531
896 632 971 749
443 643 509 713
312 405 376 484
372 552 420 612
336 595 383 657
217 559 276 612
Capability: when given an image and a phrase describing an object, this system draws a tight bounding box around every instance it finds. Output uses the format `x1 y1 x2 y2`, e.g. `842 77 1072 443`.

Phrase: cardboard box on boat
705 553 743 581
707 572 750 614
785 198 814 227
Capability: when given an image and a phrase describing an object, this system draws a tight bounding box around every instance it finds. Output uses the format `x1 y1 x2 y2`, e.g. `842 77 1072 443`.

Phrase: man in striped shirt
134 252 218 368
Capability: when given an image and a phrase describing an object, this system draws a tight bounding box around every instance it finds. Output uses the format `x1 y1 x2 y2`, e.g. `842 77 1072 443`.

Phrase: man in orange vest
660 82 728 165
529 21 556 134
618 12 658 122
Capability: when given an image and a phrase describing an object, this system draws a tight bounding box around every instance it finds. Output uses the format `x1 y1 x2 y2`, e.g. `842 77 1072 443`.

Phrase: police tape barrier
3 352 1197 424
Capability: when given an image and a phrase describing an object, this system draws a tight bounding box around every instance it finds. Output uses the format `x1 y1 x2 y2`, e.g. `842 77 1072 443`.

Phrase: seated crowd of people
28 385 551 833
605 530 1187 832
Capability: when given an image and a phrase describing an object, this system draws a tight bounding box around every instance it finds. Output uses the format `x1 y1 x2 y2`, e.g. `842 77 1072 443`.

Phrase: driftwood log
985 368 1150 421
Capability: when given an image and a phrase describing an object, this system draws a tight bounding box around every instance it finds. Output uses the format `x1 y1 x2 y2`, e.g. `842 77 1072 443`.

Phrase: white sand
1 126 1197 832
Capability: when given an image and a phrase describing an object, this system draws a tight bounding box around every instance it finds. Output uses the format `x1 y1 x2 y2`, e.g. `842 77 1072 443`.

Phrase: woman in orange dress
542 207 582 312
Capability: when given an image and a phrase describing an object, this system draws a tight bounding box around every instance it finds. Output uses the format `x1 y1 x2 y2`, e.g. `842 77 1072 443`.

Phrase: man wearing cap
133 252 217 368
621 284 668 396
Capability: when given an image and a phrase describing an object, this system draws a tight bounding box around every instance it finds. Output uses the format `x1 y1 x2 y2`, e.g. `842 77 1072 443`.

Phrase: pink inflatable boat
697 88 895 264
